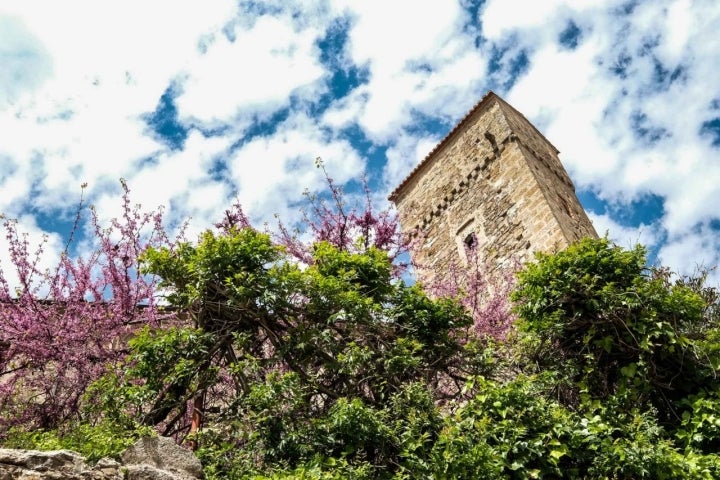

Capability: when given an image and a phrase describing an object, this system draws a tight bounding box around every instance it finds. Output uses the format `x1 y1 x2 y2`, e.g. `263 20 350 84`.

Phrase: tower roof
388 91 558 202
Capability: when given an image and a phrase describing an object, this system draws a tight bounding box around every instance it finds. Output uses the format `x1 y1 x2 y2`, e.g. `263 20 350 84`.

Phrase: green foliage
86 326 220 431
576 395 708 479
512 237 719 422
503 236 720 476
3 419 154 463
3 428 64 452
141 228 280 316
36 231 720 478
676 389 720 451
430 376 588 479
91 227 479 476
195 377 443 479
428 376 720 479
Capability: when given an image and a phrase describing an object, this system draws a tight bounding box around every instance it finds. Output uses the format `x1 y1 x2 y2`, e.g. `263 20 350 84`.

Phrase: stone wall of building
390 92 597 283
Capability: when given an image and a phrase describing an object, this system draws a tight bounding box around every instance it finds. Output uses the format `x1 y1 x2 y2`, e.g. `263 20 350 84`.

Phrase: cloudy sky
1 0 719 281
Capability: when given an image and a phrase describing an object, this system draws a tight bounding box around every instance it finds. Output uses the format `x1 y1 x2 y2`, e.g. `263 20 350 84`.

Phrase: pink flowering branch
413 231 517 342
270 158 408 271
0 181 176 432
216 159 512 341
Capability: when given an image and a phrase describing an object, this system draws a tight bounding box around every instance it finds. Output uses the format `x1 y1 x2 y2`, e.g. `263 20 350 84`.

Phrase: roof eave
388 90 499 202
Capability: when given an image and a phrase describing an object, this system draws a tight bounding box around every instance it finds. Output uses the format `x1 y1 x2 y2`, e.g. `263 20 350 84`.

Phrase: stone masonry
390 91 597 283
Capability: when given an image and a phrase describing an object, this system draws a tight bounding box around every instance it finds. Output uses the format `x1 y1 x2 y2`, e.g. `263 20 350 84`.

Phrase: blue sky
1 0 720 283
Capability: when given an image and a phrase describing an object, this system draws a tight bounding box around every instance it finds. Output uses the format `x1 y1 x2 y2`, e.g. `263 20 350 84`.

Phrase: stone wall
391 92 597 283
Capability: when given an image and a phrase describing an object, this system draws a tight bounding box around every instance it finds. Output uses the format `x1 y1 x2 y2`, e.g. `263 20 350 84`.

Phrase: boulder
0 436 202 480
121 437 202 479
0 447 121 479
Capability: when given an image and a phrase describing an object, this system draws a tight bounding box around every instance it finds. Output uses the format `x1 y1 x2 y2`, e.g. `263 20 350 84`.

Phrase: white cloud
176 15 326 124
227 112 363 224
480 0 613 41
383 133 440 192
588 212 660 252
0 1 238 215
330 0 487 142
91 130 234 233
321 89 367 130
659 225 720 284
0 15 52 109
0 0 343 235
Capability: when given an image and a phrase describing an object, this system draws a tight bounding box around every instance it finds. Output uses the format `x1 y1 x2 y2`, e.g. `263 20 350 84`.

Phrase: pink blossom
0 181 175 430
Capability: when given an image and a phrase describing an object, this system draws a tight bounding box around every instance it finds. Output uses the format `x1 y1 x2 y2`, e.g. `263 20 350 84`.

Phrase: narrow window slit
463 232 478 251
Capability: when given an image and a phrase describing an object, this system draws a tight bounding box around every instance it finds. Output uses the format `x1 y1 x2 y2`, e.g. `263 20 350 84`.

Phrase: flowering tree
0 180 175 431
422 249 517 341
272 159 514 340
1 166 514 475
272 159 408 267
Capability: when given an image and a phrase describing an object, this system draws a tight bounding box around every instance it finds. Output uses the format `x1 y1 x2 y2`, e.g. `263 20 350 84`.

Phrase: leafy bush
3 419 154 463
104 236 720 478
512 237 720 424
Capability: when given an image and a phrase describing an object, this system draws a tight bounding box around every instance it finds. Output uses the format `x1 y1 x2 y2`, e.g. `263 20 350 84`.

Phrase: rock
120 437 202 479
0 448 84 472
0 437 202 480
92 457 122 477
125 463 191 480
0 447 121 479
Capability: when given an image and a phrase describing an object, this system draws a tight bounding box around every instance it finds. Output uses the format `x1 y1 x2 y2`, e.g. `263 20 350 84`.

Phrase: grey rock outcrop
0 437 202 480
0 447 110 479
121 437 202 480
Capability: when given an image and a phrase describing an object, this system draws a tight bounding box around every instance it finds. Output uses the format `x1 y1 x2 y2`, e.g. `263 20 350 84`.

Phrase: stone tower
389 91 597 283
